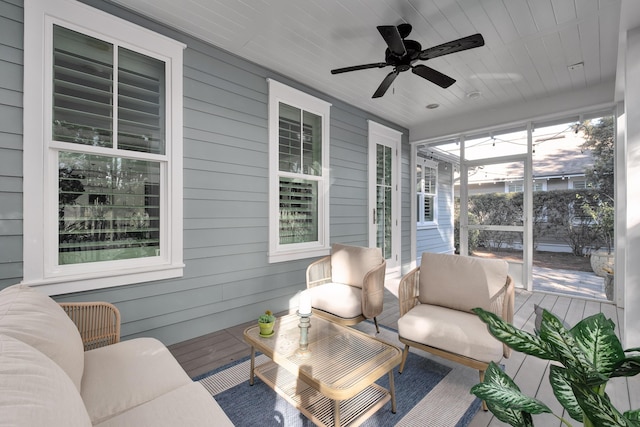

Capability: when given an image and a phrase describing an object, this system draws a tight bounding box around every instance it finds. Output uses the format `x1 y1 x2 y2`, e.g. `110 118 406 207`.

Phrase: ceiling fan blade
412 65 456 88
331 62 388 74
377 26 406 57
418 33 485 61
397 23 412 39
372 70 399 98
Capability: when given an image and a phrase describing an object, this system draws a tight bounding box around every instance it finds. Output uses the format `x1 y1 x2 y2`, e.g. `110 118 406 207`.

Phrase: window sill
268 247 330 264
21 264 185 296
417 223 438 230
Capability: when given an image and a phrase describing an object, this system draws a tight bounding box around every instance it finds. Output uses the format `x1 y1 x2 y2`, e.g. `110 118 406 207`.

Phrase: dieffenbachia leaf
624 409 640 425
471 362 551 421
473 308 556 360
612 356 640 378
572 313 625 380
539 309 605 385
572 382 630 426
549 365 583 421
486 400 535 427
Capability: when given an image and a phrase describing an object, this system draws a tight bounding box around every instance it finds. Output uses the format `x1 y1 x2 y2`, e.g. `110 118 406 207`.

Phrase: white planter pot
590 250 614 277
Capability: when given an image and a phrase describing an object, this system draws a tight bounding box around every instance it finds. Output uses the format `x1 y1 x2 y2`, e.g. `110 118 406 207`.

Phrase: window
506 180 545 192
268 80 331 263
507 181 524 193
23 0 185 295
417 158 438 227
571 179 588 189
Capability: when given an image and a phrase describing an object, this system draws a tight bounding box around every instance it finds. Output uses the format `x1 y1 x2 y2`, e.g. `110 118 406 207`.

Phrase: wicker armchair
397 253 513 409
306 243 386 333
59 301 121 351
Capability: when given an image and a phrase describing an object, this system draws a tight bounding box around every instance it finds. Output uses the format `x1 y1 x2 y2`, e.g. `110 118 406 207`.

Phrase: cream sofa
0 284 233 427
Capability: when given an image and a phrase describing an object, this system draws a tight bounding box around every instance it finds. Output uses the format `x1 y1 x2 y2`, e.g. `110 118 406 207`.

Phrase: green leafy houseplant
471 307 640 427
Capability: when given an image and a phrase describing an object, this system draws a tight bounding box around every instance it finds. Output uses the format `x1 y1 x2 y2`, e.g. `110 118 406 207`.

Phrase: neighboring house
464 130 595 196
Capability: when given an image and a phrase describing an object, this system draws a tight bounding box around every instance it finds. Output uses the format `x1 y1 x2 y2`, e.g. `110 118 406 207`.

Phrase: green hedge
454 189 604 256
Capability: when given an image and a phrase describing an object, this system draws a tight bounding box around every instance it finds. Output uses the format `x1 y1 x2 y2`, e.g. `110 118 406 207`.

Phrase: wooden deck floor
169 287 639 426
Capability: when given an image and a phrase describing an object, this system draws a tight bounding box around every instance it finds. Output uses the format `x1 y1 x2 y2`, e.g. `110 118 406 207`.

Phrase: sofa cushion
418 253 508 313
81 337 192 424
398 304 503 363
0 284 85 391
307 282 363 319
0 334 92 427
330 243 382 288
94 382 233 427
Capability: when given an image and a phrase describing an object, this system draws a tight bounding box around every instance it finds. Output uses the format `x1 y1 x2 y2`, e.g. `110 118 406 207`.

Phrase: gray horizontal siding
0 0 23 287
4 0 410 346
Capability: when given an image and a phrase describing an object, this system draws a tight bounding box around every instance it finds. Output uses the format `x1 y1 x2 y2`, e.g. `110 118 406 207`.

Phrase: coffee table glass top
244 313 401 396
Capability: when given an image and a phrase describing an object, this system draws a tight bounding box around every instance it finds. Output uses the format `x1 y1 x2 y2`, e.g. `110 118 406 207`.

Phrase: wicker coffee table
244 313 401 427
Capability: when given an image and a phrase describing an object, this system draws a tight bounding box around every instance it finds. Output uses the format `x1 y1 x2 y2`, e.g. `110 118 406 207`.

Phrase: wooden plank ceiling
109 0 622 130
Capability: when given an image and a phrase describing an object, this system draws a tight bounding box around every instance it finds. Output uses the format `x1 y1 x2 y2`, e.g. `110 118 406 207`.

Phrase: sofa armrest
361 259 386 319
398 266 420 317
59 302 121 351
306 256 332 289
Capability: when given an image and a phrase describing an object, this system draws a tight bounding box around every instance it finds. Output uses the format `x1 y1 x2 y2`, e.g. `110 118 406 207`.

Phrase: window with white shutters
268 80 330 263
23 0 185 294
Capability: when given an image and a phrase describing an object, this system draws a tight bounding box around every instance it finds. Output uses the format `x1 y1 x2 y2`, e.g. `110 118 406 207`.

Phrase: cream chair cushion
0 334 92 427
307 282 363 319
330 243 382 288
0 284 85 391
418 252 508 313
397 304 503 363
81 337 192 424
94 383 229 427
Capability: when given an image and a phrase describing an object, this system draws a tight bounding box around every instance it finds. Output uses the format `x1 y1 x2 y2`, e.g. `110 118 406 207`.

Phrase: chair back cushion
0 334 92 427
418 253 508 313
0 284 85 391
330 244 382 289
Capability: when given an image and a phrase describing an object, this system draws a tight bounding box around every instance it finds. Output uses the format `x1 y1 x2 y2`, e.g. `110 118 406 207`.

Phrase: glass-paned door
461 156 530 289
376 144 393 260
368 121 401 275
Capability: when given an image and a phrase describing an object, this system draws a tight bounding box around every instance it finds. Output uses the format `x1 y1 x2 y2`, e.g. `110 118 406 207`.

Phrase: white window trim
506 181 522 193
417 158 438 229
267 79 331 263
23 0 186 295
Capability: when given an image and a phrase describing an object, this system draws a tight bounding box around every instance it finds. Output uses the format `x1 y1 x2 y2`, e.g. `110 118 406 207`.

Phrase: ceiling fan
331 23 485 98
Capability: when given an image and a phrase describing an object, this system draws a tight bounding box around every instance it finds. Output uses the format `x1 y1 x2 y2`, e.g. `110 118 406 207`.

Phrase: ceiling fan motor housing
385 39 422 71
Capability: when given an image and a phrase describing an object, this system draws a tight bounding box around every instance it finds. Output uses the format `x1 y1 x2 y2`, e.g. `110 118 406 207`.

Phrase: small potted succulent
257 310 276 337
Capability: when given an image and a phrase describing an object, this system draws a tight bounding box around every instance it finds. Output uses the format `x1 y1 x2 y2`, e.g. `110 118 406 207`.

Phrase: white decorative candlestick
298 289 312 316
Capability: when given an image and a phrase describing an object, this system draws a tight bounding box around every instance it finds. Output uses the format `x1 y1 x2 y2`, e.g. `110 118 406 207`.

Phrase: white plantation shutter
53 25 165 265
267 79 330 263
417 159 437 225
277 105 322 245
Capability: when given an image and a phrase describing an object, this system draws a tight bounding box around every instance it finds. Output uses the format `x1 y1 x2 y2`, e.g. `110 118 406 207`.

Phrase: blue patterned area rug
194 323 482 427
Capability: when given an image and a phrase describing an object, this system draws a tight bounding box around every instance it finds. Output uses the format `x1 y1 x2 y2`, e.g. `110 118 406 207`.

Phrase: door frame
368 121 402 277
